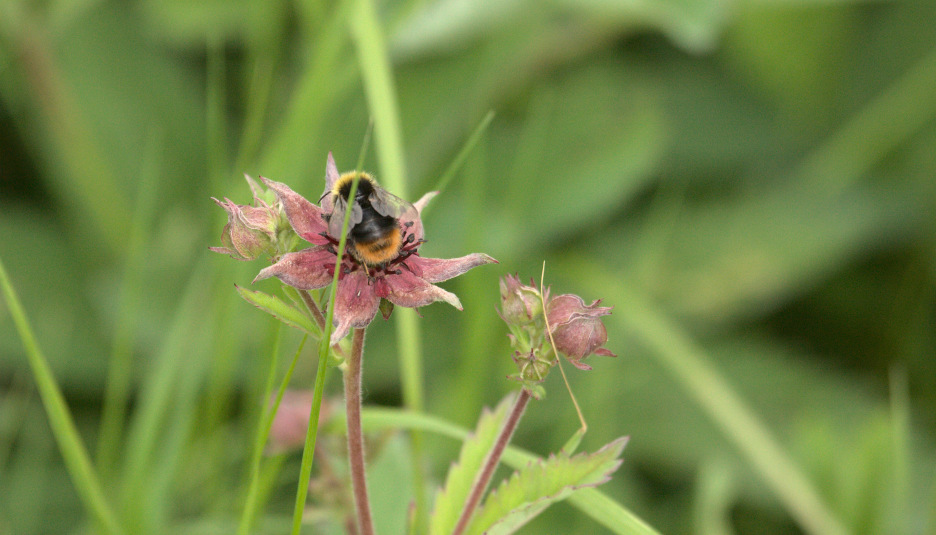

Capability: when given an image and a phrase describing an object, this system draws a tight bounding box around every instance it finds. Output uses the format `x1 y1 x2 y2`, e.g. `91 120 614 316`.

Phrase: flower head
546 294 616 370
210 174 296 260
253 153 497 344
498 274 615 392
499 274 547 326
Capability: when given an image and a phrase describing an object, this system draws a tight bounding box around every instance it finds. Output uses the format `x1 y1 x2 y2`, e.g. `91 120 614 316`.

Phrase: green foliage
429 395 513 535
236 285 323 338
465 436 627 535
2 0 936 533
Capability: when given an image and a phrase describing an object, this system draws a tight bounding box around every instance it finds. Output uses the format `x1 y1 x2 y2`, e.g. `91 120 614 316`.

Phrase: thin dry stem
540 262 587 433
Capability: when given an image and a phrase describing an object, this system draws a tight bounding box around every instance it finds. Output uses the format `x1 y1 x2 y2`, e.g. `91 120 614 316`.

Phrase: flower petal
244 173 265 201
253 248 337 289
260 176 329 245
413 191 438 214
330 270 381 344
405 254 498 283
383 270 463 310
321 152 341 213
209 246 250 260
398 203 425 242
545 293 615 362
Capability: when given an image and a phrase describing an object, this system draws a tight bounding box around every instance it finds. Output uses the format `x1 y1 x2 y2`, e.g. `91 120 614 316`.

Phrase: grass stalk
0 257 126 535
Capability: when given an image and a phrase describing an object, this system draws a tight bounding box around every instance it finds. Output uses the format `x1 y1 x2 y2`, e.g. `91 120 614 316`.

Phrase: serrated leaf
428 394 515 535
465 436 628 535
235 285 321 337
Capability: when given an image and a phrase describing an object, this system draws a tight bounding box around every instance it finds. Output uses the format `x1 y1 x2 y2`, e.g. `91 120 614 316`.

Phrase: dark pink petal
547 294 612 326
330 270 381 344
568 359 593 371
253 248 337 289
551 317 607 359
405 254 498 283
383 269 462 310
546 293 614 362
260 176 329 245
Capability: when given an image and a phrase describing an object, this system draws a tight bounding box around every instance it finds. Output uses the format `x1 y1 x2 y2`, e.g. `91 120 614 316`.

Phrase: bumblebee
325 171 417 267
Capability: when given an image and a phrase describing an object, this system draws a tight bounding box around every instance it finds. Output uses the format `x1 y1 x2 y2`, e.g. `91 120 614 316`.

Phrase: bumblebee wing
327 196 364 239
368 186 416 220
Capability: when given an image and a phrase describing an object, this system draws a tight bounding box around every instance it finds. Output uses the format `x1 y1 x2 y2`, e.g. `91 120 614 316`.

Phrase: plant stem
452 389 532 535
298 289 327 332
346 327 374 535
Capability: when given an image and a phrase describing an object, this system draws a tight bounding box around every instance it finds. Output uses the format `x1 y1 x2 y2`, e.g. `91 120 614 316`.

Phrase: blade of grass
427 110 495 199
96 131 164 479
888 367 910 535
793 43 936 199
238 328 308 535
207 33 229 193
349 0 429 528
204 38 243 508
119 259 214 524
259 0 355 181
290 156 362 535
0 256 126 535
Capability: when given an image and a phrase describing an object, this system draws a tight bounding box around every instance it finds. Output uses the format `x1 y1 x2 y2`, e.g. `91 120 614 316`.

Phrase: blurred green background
2 0 935 533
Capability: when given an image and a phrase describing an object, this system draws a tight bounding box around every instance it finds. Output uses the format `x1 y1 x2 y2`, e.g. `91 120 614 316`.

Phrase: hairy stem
452 389 532 535
346 327 374 535
298 289 327 331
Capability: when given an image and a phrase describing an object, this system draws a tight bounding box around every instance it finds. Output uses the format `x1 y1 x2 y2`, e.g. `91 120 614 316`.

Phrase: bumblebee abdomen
350 226 402 266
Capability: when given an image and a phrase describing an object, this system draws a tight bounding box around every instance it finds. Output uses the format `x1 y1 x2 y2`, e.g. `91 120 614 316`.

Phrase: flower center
320 221 423 280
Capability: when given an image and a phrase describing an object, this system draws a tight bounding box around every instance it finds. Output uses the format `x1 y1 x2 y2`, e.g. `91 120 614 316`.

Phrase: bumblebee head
334 172 377 203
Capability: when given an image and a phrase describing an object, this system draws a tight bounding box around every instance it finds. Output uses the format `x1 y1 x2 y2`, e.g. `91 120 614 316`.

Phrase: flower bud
499 274 544 326
210 175 294 260
546 294 616 370
211 198 277 260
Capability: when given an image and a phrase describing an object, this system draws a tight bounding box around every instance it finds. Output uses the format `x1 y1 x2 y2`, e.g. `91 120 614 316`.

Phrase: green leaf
428 395 514 535
235 285 321 337
466 437 628 535
561 427 586 455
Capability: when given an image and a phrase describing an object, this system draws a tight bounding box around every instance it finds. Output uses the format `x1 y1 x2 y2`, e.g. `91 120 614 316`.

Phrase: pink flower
254 153 497 344
546 294 616 370
210 175 287 260
267 390 336 454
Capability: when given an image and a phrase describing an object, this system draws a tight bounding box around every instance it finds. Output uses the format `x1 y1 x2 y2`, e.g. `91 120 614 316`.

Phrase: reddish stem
345 328 374 535
451 389 532 535
298 289 327 331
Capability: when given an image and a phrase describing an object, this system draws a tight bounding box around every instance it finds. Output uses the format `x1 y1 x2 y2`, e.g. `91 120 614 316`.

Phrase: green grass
2 0 936 533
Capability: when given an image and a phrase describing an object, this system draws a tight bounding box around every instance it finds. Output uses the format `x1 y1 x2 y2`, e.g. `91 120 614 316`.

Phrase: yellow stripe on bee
350 228 403 266
333 171 376 197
